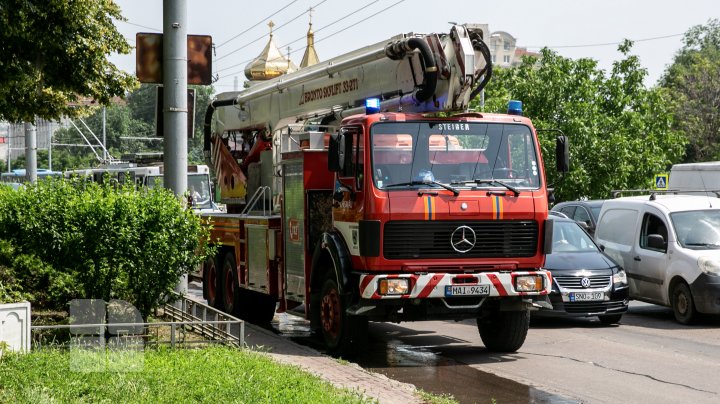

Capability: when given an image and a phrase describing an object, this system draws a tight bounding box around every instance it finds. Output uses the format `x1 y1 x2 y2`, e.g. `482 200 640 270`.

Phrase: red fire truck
201 24 568 355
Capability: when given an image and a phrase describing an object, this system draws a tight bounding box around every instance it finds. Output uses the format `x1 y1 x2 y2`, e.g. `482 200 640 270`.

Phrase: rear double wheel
220 252 241 316
319 276 367 358
203 255 223 310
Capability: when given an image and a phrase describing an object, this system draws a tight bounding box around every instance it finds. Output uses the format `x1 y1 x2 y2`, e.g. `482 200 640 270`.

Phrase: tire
671 282 696 325
477 309 530 352
598 314 623 325
240 290 277 325
203 255 223 310
319 277 368 358
221 252 239 316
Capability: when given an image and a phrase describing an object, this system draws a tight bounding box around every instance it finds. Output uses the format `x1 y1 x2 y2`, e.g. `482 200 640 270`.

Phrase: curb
242 321 422 403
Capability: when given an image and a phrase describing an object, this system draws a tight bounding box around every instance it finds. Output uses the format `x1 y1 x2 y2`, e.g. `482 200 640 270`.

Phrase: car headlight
613 269 627 284
698 257 720 276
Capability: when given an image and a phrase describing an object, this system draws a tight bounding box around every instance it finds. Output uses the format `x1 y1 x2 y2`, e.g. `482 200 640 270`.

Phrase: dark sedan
535 215 629 324
551 199 605 237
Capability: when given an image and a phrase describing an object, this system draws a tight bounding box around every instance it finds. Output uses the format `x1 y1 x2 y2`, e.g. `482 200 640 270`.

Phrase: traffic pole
163 0 188 296
24 120 37 183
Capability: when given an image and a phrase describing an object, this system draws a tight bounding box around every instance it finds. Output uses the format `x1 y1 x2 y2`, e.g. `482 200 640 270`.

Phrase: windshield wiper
385 180 459 196
685 242 720 248
474 179 520 197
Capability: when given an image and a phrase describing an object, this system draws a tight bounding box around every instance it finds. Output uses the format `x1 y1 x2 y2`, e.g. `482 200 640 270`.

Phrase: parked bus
1 169 63 183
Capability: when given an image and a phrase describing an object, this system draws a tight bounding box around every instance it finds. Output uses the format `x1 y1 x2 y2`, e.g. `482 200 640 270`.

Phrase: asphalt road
344 301 720 404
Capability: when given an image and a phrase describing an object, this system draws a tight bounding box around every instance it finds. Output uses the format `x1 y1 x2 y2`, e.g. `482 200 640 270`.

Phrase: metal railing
241 185 271 215
30 293 244 349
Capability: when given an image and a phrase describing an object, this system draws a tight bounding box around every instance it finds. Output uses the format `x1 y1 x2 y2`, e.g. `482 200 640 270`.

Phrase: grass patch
417 388 459 404
0 346 369 403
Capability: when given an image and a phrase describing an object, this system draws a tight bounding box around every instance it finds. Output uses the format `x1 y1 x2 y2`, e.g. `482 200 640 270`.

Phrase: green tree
478 43 686 201
0 0 137 123
660 19 720 162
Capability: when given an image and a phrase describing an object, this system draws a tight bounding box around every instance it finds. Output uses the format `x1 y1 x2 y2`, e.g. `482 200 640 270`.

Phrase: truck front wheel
477 309 530 352
672 282 696 324
319 277 367 357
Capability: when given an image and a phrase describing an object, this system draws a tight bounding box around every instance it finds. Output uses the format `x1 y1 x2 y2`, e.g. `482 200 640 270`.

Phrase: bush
0 178 212 316
0 239 78 306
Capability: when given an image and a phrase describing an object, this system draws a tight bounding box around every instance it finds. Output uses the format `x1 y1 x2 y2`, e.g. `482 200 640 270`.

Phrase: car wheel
598 314 622 324
671 282 696 324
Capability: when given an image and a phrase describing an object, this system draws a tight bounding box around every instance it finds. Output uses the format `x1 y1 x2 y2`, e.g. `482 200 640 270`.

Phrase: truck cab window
640 213 668 252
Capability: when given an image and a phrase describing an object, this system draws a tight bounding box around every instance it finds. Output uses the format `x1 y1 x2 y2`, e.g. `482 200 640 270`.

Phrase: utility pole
163 0 188 295
102 106 107 162
24 121 37 182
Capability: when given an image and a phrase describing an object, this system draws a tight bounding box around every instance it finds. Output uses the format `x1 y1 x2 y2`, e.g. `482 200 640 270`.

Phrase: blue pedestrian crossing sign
655 173 669 190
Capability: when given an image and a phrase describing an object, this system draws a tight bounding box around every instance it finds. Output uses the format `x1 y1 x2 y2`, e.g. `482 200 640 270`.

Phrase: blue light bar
365 98 380 114
508 100 523 116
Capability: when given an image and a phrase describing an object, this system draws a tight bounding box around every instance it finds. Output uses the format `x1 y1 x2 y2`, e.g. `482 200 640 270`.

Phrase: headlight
613 269 627 284
378 278 410 295
515 275 544 292
698 257 720 276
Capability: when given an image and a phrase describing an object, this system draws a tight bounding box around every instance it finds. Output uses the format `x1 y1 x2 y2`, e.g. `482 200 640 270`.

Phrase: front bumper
689 273 720 314
359 271 551 300
536 284 629 317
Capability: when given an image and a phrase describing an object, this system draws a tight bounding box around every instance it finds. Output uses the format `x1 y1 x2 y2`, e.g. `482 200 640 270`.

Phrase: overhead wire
215 0 301 48
214 0 380 74
214 0 329 63
524 33 684 49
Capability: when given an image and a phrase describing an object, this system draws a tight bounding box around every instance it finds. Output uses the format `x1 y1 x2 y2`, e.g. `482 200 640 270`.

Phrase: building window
503 55 511 64
504 42 512 51
491 55 496 63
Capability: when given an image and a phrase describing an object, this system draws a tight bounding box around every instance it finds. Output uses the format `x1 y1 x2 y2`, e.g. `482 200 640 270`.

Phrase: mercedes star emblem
451 225 476 253
580 277 591 288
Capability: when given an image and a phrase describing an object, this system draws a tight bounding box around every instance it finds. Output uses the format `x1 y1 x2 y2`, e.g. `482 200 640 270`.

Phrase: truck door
632 209 670 303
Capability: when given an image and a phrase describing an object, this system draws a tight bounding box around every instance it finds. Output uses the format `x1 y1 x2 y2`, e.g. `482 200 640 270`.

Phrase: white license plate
569 292 604 302
445 285 490 297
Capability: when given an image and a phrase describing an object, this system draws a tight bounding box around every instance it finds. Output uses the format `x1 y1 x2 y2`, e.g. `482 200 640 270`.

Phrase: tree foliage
479 43 686 201
660 19 720 162
0 0 137 123
0 179 212 316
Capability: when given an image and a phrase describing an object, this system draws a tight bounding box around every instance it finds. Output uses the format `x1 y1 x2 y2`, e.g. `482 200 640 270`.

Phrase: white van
594 194 720 324
669 162 720 196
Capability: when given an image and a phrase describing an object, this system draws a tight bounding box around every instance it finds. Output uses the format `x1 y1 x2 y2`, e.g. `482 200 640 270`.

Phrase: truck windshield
671 210 720 249
147 174 214 210
370 122 541 191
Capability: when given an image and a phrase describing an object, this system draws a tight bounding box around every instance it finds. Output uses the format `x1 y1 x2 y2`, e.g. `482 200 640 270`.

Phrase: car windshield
671 210 720 249
551 221 599 253
371 122 541 191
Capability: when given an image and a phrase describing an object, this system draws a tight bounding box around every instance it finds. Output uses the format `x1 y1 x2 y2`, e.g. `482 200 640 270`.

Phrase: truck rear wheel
477 309 530 352
203 255 223 310
221 252 240 316
319 277 367 357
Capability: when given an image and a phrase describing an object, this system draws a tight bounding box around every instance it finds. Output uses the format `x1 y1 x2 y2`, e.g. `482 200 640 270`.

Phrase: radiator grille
554 275 610 290
383 220 538 260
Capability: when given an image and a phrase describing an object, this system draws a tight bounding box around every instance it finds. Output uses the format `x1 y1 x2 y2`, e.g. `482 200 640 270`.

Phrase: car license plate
569 292 604 302
445 285 490 297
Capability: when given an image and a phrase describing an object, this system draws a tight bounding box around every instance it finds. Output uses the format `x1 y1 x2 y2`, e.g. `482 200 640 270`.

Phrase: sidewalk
242 321 422 404
186 283 421 403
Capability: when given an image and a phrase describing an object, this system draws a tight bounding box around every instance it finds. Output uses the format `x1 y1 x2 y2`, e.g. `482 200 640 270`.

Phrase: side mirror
647 234 666 250
543 218 554 254
328 133 345 172
556 135 570 173
328 132 353 175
